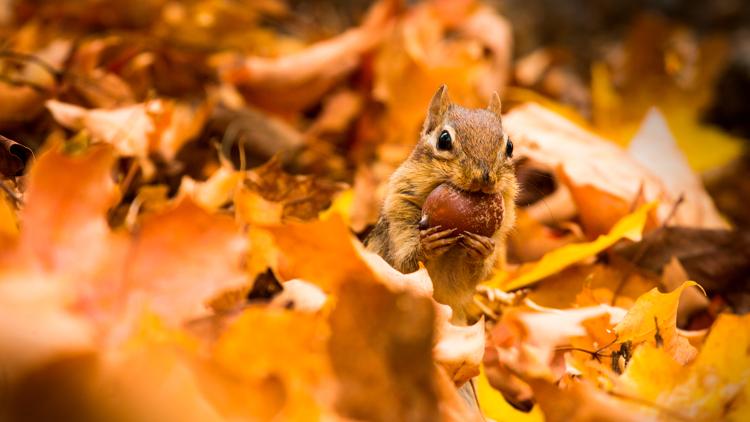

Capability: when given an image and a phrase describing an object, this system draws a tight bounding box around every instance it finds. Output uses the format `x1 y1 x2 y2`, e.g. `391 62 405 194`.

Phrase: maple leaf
619 314 750 420
614 281 704 364
119 199 248 323
11 145 120 278
487 201 655 290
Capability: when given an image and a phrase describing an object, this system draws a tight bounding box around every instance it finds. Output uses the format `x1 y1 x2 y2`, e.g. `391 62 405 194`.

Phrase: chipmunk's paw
460 232 495 262
419 226 460 261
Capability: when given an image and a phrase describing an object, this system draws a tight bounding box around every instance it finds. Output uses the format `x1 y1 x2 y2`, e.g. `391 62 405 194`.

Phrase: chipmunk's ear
424 84 450 133
487 92 502 120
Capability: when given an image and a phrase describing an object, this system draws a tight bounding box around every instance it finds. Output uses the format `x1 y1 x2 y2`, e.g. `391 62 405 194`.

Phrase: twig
554 346 614 361
555 336 619 362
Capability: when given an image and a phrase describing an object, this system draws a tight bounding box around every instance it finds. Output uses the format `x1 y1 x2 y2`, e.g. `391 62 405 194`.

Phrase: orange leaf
123 199 247 322
18 145 119 277
614 281 704 363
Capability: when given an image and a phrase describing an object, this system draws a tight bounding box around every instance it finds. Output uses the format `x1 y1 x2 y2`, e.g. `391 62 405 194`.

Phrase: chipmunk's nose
469 172 496 193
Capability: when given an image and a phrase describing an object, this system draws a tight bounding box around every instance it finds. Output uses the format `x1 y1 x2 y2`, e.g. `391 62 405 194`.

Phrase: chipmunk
366 85 517 322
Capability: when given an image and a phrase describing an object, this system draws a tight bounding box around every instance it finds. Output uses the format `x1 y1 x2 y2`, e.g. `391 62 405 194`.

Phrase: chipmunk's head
414 85 515 195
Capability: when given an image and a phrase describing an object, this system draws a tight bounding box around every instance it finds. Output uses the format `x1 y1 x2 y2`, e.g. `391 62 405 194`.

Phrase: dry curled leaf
245 156 344 221
0 134 33 177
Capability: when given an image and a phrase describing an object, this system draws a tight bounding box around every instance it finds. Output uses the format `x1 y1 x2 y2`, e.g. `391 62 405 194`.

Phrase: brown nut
420 183 504 237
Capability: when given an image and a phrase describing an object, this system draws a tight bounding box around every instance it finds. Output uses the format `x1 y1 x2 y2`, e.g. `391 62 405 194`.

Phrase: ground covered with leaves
0 0 749 421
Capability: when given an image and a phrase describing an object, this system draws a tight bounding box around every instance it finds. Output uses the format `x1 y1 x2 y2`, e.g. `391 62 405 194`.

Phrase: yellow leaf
614 280 704 363
620 314 750 421
663 106 744 172
476 365 544 422
487 201 656 290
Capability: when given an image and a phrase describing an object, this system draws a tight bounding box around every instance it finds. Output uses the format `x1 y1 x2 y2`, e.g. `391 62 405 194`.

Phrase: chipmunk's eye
437 130 452 151
505 137 513 158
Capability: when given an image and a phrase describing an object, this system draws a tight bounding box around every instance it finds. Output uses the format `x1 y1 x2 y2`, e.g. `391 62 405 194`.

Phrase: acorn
419 183 504 237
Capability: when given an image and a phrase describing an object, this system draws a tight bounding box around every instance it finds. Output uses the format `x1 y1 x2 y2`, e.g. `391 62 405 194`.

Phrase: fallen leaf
527 377 644 422
121 199 247 323
613 226 750 301
46 99 208 160
433 308 484 385
246 156 344 221
476 364 544 422
306 90 364 138
508 209 585 263
46 100 155 157
492 305 625 379
661 257 710 327
329 279 440 421
527 263 655 311
614 281 703 363
214 307 330 420
267 214 374 291
0 39 70 129
589 17 745 172
0 280 94 379
269 279 328 313
628 108 727 229
203 104 305 168
619 314 750 421
15 145 120 278
504 103 676 237
0 134 33 177
487 201 655 291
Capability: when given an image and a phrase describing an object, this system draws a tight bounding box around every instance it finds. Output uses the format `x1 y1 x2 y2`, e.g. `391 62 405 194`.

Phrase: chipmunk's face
418 86 515 195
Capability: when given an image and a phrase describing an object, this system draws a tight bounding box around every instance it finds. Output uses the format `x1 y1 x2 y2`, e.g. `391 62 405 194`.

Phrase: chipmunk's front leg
388 218 423 273
460 232 495 262
419 226 461 261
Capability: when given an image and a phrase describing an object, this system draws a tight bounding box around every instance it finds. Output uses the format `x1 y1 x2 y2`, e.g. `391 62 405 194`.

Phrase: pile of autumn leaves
0 0 749 421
